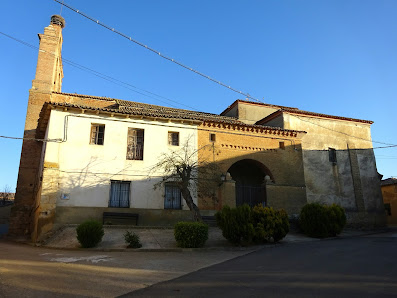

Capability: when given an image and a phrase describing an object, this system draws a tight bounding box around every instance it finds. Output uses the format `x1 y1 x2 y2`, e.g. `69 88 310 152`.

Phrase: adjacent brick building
381 178 397 225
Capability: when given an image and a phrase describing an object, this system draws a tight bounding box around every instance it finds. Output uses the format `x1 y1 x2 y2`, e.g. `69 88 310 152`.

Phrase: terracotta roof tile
257 108 373 125
381 178 397 186
220 99 299 115
46 92 305 135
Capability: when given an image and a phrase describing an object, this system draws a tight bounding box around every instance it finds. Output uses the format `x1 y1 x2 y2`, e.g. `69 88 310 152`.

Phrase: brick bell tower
9 15 65 240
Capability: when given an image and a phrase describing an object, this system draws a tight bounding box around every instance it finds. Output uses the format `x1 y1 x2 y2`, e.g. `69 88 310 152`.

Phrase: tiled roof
220 99 299 116
113 99 243 123
381 178 397 186
43 92 305 135
47 100 242 124
52 91 117 102
256 108 373 125
53 92 241 123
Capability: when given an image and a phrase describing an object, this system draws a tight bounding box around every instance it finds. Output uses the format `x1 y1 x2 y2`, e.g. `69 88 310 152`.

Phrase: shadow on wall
198 143 384 225
19 141 386 241
198 142 306 215
36 157 197 240
301 147 383 214
0 204 12 237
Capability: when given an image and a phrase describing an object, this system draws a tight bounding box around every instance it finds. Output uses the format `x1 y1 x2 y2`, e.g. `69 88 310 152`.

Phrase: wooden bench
103 212 139 226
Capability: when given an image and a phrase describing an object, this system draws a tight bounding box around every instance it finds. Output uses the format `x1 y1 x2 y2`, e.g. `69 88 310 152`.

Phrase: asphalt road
0 240 249 297
124 232 397 298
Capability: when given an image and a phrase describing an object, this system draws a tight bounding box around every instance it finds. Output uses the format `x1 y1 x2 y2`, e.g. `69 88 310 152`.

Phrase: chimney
9 15 66 240
31 15 65 93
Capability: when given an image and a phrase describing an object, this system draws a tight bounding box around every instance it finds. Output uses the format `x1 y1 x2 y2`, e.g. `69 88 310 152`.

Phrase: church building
9 15 385 242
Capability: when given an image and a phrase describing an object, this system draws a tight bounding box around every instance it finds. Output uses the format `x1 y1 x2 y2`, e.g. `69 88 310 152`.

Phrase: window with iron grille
127 128 144 160
109 180 130 208
168 132 179 146
164 183 182 210
90 124 105 145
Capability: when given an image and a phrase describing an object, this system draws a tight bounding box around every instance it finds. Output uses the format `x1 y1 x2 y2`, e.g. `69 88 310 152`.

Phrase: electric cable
0 31 198 110
53 0 263 103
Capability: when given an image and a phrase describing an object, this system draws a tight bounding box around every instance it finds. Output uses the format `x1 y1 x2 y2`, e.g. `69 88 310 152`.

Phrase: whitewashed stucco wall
43 109 199 210
284 114 382 213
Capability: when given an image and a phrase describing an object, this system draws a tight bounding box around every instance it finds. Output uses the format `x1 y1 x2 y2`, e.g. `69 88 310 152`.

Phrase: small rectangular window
279 142 285 150
168 132 179 146
384 203 391 216
90 124 105 145
210 133 216 142
127 128 144 160
164 183 182 210
109 180 130 208
329 148 337 163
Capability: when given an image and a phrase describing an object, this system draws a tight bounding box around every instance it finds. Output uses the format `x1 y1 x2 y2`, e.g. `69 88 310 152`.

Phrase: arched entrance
227 159 272 207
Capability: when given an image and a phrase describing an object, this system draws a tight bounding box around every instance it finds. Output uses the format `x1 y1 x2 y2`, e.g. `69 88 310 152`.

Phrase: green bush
215 205 254 245
76 220 104 248
174 222 209 248
326 204 347 236
252 206 290 243
216 204 289 245
124 231 142 248
299 203 346 238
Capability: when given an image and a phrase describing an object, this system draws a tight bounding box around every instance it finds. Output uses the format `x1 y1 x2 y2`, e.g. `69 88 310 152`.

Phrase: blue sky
0 0 396 191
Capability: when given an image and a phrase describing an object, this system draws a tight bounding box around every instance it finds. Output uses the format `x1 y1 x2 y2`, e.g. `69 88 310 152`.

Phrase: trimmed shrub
216 204 289 245
215 205 254 245
124 231 142 248
252 206 290 243
76 220 104 248
299 203 346 238
326 204 347 236
174 222 209 248
299 203 329 238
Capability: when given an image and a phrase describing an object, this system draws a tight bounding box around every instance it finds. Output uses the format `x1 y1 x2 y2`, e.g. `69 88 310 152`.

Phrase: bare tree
1 185 12 205
150 138 221 222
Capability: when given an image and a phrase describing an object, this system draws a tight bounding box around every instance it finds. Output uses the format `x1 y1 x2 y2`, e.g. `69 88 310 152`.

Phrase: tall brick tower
9 15 65 240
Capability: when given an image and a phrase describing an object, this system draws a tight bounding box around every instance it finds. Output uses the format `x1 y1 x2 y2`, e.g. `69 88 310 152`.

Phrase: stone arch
227 159 274 207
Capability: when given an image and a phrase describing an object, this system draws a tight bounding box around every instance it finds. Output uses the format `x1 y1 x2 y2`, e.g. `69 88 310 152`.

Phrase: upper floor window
210 133 216 142
168 132 179 146
127 128 144 160
90 124 105 145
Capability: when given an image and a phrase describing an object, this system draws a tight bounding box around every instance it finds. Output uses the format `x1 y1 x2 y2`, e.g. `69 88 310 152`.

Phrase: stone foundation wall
345 211 387 229
54 206 211 228
266 184 307 216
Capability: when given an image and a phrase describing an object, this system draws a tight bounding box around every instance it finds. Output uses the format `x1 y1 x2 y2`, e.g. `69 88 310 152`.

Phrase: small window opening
168 132 179 146
329 148 337 163
90 124 105 145
210 133 216 142
384 203 391 216
279 142 285 150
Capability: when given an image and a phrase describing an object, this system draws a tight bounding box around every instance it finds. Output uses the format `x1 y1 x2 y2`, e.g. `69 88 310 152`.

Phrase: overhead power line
373 145 397 149
0 135 62 143
291 114 397 147
2 33 395 150
53 0 263 103
0 31 197 110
